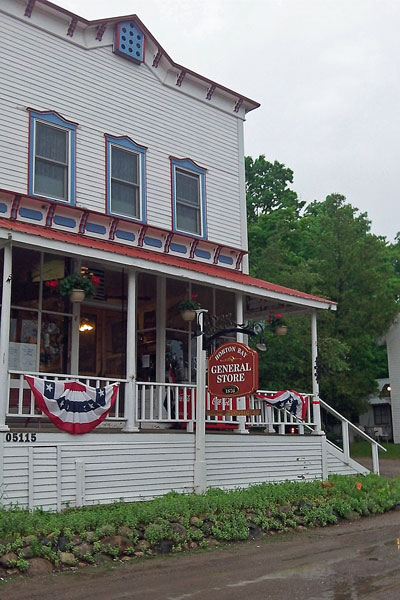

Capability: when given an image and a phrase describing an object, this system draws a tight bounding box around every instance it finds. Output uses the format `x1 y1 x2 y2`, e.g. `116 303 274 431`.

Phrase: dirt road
2 510 400 600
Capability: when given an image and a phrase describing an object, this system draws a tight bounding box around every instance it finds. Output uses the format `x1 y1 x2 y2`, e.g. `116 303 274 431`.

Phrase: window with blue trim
106 136 146 221
29 110 76 204
171 159 206 238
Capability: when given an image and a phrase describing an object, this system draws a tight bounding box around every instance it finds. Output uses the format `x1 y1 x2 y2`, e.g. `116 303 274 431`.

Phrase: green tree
246 158 400 417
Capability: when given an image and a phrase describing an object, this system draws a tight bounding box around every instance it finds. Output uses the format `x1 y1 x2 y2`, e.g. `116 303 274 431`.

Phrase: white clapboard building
0 0 380 510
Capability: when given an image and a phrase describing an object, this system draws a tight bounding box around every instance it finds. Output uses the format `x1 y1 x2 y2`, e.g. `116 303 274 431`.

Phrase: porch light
79 318 95 332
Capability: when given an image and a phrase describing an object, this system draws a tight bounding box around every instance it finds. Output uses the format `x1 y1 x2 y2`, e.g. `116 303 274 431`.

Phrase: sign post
194 309 208 494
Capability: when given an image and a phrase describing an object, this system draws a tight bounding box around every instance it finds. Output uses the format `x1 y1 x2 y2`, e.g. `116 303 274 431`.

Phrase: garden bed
1 474 400 578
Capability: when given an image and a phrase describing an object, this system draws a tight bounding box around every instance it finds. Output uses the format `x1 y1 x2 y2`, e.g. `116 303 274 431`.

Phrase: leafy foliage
245 157 400 416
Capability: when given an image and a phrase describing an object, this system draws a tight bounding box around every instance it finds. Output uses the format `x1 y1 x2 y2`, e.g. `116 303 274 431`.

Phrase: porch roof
0 218 337 314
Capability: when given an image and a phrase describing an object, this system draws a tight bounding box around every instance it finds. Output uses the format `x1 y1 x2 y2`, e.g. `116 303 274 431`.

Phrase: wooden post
372 443 380 475
311 310 323 434
194 310 207 494
0 243 12 431
235 293 248 434
123 269 139 432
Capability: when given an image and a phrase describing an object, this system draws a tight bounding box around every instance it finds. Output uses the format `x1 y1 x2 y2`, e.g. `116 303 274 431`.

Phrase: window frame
28 109 76 204
105 135 147 223
171 157 207 239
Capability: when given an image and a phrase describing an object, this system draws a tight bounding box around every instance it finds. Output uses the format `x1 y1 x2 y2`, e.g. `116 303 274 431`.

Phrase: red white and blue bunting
253 390 308 420
25 376 119 434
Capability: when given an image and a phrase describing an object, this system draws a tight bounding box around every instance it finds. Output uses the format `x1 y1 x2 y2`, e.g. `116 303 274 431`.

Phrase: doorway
78 307 126 378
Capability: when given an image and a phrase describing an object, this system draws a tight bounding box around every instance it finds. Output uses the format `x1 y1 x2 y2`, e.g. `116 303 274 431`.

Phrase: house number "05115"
5 432 37 442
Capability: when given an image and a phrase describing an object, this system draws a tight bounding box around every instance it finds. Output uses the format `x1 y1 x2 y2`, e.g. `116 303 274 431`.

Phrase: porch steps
326 440 370 476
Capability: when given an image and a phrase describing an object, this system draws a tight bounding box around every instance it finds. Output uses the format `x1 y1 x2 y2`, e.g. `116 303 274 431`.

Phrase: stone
247 523 262 540
59 552 77 566
136 539 151 552
170 523 187 538
134 551 145 558
189 542 198 550
85 531 96 542
73 543 93 559
27 558 54 576
121 556 131 562
21 546 34 559
101 536 132 555
23 535 38 546
118 526 134 537
77 562 87 568
156 540 173 554
57 535 69 551
344 510 361 522
94 553 114 565
0 553 18 568
5 568 19 576
190 516 201 526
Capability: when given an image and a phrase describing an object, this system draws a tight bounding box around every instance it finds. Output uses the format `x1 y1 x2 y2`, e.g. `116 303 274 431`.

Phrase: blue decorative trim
0 203 8 214
219 255 234 265
195 248 211 260
115 21 145 63
105 135 146 224
28 110 76 205
144 236 162 248
171 158 207 239
115 229 135 242
170 242 187 254
53 215 76 228
86 222 107 235
19 207 43 221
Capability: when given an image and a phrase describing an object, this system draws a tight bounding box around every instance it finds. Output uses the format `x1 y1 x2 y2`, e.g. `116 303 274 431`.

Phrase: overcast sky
57 0 400 242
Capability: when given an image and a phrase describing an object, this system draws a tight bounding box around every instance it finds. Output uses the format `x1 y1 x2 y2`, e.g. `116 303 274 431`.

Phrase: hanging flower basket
267 313 288 336
181 309 196 322
275 325 288 336
178 295 200 321
45 273 100 302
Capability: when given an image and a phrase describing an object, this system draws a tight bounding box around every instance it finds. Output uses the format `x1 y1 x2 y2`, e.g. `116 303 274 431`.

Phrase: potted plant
45 272 100 303
178 294 200 321
268 313 287 336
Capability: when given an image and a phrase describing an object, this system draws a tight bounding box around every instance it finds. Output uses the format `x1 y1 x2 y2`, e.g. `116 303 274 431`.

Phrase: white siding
326 442 369 476
206 435 323 487
0 12 244 248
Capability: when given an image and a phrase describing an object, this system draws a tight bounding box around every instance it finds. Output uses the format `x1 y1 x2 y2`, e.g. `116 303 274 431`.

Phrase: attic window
115 21 145 63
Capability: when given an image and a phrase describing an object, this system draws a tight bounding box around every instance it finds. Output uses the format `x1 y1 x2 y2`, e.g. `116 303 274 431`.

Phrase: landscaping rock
189 542 198 550
73 543 93 559
59 552 77 566
190 516 201 526
98 525 115 537
170 523 187 538
23 535 38 546
134 551 145 558
84 531 96 542
136 540 151 552
344 510 361 521
27 558 54 576
247 523 262 540
21 546 34 559
101 535 132 554
118 526 134 537
57 536 69 551
94 553 113 565
0 552 17 568
156 540 173 554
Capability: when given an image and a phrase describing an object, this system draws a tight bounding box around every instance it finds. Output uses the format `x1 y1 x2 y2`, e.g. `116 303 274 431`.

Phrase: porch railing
319 398 386 474
135 382 314 433
7 370 128 421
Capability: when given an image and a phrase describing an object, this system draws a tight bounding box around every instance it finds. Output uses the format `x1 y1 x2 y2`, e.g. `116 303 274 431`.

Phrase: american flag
253 389 308 420
25 376 119 434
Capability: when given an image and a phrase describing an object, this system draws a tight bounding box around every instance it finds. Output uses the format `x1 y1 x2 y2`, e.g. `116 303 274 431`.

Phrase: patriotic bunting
25 376 119 434
253 389 308 420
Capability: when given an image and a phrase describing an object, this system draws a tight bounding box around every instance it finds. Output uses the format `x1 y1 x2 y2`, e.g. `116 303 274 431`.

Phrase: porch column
123 268 139 432
235 293 248 434
156 276 166 383
194 309 207 494
311 309 323 434
0 243 12 431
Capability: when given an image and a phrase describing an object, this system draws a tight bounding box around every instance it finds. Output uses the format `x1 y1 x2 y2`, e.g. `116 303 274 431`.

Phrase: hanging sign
208 341 259 398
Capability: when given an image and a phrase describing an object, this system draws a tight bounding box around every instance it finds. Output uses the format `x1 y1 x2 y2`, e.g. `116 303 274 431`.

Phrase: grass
350 441 400 459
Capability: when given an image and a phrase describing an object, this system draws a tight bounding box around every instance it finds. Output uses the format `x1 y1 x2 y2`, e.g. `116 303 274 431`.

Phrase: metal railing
7 370 128 421
319 398 386 474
